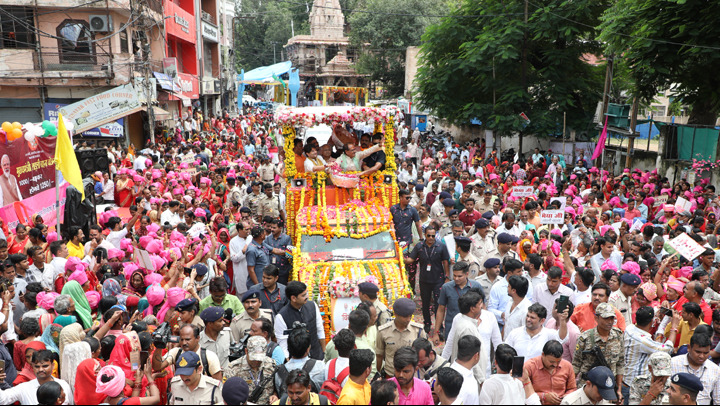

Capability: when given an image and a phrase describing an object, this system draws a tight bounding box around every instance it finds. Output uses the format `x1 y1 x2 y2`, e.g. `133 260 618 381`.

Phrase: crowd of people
0 103 716 405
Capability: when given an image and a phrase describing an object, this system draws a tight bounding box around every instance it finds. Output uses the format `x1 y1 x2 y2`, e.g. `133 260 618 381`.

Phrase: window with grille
0 7 36 49
120 29 129 53
56 20 95 63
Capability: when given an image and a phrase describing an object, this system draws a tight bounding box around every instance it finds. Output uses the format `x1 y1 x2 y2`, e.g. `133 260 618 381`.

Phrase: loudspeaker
383 174 393 184
292 178 307 188
75 148 109 178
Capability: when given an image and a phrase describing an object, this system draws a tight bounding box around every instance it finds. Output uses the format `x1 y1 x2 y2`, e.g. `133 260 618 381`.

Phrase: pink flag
592 117 608 160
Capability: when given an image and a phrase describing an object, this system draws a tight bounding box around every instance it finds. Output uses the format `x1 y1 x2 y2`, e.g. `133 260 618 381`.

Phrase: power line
273 0 524 18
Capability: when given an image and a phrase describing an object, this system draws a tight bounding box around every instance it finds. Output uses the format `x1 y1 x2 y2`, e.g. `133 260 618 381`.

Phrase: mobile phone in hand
512 356 525 378
557 295 569 314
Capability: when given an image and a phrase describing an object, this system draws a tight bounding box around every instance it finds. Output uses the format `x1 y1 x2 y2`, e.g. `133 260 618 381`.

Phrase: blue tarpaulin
635 120 660 139
237 61 292 83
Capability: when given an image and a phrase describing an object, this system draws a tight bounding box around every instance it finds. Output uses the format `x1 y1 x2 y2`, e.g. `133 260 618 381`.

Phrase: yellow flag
55 113 84 200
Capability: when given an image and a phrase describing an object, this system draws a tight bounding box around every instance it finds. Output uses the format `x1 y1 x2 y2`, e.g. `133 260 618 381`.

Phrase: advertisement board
165 1 196 43
45 101 124 138
59 84 141 134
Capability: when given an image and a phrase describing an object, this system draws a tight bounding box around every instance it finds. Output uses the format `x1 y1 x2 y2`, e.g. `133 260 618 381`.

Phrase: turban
85 291 101 309
68 270 88 286
621 261 641 276
600 259 618 272
95 366 126 397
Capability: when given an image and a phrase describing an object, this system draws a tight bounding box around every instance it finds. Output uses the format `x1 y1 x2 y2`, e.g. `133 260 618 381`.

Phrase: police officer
376 297 426 377
608 273 641 326
358 282 392 328
199 306 233 369
667 373 704 405
230 289 273 342
168 352 223 405
226 336 277 405
572 302 625 403
561 366 617 405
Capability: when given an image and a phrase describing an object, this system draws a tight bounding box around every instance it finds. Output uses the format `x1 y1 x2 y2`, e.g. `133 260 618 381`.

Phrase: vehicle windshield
300 232 396 262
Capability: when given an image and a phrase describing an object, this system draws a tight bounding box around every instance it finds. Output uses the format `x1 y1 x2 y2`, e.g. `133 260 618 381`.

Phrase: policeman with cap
226 336 277 404
572 303 625 402
174 298 205 329
243 182 263 221
469 218 494 263
561 366 617 405
483 232 520 267
376 297 427 378
429 191 452 223
168 351 223 405
475 257 499 292
358 282 392 328
230 289 274 342
608 273 641 325
199 306 233 368
410 184 425 207
630 352 672 405
667 373 704 405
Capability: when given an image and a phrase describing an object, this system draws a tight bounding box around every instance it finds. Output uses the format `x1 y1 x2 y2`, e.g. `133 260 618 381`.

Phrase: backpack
266 341 279 358
318 359 350 405
275 359 320 395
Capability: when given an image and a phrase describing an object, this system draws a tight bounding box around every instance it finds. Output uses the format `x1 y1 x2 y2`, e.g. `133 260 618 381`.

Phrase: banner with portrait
0 137 67 230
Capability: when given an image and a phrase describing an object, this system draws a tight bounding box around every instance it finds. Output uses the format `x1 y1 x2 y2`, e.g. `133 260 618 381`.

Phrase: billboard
45 101 124 138
0 137 67 229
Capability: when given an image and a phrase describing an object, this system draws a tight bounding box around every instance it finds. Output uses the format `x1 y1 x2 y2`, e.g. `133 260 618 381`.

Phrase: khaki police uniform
200 328 233 369
376 320 427 376
244 192 263 218
560 386 613 405
259 193 281 218
230 308 274 342
373 299 392 328
169 374 223 405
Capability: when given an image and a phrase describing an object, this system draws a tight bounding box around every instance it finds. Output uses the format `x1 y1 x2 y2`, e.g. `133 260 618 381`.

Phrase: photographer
152 324 223 381
226 335 278 404
274 324 325 396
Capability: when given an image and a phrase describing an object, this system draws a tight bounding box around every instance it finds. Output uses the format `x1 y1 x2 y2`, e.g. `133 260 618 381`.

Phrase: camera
229 335 249 362
152 322 180 349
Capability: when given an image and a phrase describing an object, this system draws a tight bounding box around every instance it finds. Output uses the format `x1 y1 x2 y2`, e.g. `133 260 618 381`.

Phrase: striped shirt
670 354 720 405
623 324 674 386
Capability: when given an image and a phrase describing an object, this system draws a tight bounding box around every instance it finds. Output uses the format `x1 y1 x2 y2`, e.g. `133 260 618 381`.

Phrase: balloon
23 124 36 142
62 116 74 132
11 122 21 130
8 128 22 141
0 122 11 133
41 120 57 137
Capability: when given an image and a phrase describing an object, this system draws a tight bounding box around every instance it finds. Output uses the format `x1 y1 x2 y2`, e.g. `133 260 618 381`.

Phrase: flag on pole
272 74 286 90
592 116 609 160
55 113 84 200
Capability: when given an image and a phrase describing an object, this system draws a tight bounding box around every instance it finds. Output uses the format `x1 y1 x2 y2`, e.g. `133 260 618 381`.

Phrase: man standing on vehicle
405 227 450 333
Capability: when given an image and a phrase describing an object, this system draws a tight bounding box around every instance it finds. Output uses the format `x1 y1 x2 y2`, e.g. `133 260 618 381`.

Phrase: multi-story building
0 0 165 146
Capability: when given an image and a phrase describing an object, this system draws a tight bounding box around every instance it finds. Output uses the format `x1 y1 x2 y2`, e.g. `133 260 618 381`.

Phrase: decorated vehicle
277 106 410 337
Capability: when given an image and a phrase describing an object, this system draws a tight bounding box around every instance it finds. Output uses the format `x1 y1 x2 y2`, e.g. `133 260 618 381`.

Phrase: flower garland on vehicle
283 126 297 178
275 106 397 128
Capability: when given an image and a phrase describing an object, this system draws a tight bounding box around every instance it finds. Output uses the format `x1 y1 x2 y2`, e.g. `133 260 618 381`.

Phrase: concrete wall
404 46 420 98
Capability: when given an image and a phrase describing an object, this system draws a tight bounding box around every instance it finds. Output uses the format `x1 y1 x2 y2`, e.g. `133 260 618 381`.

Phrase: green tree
347 0 447 97
234 0 309 72
599 0 720 125
415 0 607 140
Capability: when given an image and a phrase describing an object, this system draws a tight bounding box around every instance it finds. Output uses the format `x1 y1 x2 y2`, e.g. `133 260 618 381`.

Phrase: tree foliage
347 0 447 97
234 0 309 72
599 0 720 125
415 0 607 136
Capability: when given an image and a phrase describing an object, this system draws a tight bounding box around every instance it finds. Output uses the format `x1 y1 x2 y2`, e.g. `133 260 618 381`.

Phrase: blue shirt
263 233 292 273
390 204 420 243
438 279 482 334
246 240 270 289
244 144 256 156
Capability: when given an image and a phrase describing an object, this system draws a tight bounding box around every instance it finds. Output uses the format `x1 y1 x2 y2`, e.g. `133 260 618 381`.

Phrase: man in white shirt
160 200 183 228
503 275 532 340
43 241 68 291
100 172 114 204
104 210 142 249
0 349 74 405
449 335 481 404
479 344 534 404
448 289 489 387
533 267 574 322
133 152 148 171
229 221 251 295
434 366 463 406
505 303 568 359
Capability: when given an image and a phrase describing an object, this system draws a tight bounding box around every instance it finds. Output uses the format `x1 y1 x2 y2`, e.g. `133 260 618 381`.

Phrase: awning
152 106 172 121
237 61 292 84
153 72 180 92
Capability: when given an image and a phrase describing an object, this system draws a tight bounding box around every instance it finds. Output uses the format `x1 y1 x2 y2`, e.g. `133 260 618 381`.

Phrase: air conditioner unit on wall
89 15 113 32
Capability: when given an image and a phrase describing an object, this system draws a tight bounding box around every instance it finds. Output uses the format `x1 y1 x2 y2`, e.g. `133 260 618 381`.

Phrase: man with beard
0 155 21 206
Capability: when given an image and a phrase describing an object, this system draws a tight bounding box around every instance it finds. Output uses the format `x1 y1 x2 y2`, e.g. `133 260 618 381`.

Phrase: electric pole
596 54 614 168
519 0 528 159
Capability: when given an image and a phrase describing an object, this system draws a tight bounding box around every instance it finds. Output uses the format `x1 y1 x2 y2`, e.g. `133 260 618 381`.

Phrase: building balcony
0 48 114 80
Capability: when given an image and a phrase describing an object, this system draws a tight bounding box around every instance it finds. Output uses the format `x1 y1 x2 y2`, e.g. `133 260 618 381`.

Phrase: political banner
675 197 692 213
540 209 564 224
512 186 534 198
653 195 668 207
0 136 67 229
668 233 706 261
